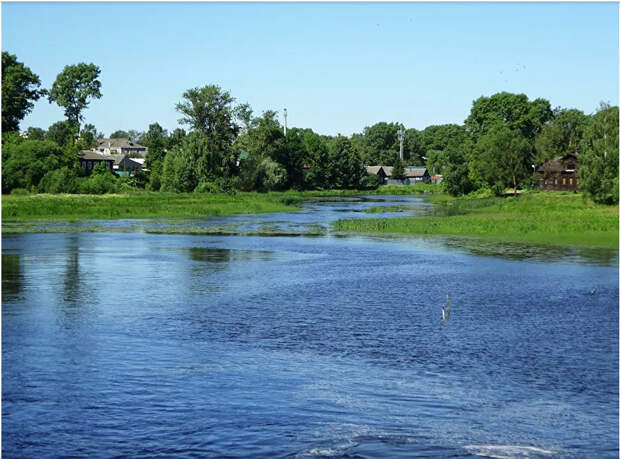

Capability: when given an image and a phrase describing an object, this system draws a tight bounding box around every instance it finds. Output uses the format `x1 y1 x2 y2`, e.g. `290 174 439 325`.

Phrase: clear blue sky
3 2 618 137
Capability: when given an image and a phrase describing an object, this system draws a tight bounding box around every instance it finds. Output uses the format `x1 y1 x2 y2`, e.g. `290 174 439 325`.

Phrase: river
2 195 618 458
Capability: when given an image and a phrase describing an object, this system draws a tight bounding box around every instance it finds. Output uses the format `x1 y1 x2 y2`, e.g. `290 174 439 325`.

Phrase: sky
2 2 618 137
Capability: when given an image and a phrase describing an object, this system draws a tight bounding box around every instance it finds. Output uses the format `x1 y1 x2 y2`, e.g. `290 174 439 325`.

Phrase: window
569 178 573 185
88 160 92 169
554 179 557 185
562 178 566 185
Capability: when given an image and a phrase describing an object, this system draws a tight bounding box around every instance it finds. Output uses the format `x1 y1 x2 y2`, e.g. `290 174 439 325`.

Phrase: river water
2 196 618 458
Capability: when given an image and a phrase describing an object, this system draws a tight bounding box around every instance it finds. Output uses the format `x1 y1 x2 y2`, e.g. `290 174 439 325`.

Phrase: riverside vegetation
334 192 619 249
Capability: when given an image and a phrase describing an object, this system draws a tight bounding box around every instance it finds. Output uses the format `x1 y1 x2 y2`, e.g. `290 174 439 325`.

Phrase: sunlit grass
334 192 619 248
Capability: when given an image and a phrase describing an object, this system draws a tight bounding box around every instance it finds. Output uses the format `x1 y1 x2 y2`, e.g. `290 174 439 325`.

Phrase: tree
578 104 619 204
110 130 129 139
2 52 46 133
48 63 102 134
80 123 102 148
143 122 169 168
391 158 406 180
26 127 46 141
2 140 74 193
465 92 552 141
304 131 330 189
46 121 74 147
161 146 197 193
475 126 532 196
176 85 239 152
534 108 588 164
357 122 402 165
327 136 366 189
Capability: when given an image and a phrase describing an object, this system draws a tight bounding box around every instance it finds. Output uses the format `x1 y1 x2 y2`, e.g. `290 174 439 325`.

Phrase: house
111 155 146 177
79 150 115 172
536 153 578 191
366 165 430 185
431 175 443 184
366 166 388 183
97 138 148 157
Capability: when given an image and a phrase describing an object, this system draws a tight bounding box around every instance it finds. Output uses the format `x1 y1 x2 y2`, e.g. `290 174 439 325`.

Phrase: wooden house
536 153 578 191
79 150 115 172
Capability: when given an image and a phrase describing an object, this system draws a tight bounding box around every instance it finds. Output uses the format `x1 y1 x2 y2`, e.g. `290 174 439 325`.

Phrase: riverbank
1 185 438 224
334 192 619 249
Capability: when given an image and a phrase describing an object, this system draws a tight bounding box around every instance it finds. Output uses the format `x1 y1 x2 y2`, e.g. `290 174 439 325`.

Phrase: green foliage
46 120 75 147
391 158 406 180
465 92 552 141
534 108 588 164
326 136 367 189
356 122 403 165
2 52 45 133
578 104 619 204
161 146 197 193
176 85 240 148
78 166 117 194
80 123 102 148
48 62 102 130
143 122 168 167
304 131 330 189
474 126 532 195
235 155 287 192
2 140 73 194
26 127 46 141
110 130 129 139
38 166 79 193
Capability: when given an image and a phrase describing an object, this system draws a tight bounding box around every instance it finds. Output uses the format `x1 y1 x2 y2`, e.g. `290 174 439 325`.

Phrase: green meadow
334 192 619 249
1 192 304 222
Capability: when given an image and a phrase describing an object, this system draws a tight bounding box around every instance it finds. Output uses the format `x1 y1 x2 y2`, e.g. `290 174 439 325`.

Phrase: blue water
2 197 618 458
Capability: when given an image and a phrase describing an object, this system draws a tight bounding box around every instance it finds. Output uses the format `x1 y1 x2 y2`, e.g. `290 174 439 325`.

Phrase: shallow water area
2 195 618 457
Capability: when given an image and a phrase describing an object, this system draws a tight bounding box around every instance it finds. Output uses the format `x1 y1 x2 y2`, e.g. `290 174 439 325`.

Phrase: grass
1 185 440 224
334 191 619 249
1 192 303 222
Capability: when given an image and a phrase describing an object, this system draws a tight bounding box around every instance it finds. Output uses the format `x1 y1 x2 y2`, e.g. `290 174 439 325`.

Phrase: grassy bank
334 192 619 248
1 185 440 223
2 192 305 222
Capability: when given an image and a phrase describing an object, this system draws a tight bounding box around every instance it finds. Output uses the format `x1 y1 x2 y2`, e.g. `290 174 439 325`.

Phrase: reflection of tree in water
443 237 619 266
2 254 22 298
188 247 275 264
63 235 82 304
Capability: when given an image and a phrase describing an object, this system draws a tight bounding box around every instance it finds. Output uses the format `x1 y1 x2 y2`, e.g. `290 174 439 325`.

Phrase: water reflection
188 247 276 263
2 254 22 299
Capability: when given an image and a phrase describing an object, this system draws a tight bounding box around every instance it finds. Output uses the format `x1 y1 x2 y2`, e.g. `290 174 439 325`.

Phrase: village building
97 138 148 157
111 155 146 177
79 150 115 172
536 153 578 192
366 165 431 185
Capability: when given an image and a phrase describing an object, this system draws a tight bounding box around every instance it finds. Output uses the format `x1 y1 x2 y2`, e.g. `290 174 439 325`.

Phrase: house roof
536 153 578 173
79 150 115 161
97 138 147 149
382 166 428 178
366 166 386 175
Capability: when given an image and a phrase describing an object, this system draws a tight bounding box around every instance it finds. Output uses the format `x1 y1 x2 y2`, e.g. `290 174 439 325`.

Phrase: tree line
2 51 618 204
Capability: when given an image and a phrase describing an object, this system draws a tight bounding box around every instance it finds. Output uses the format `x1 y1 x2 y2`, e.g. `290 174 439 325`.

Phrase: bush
2 139 74 193
38 166 79 193
10 188 30 195
78 170 118 194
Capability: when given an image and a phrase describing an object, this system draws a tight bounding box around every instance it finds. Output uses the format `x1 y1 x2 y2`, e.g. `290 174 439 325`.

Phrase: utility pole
283 108 287 136
398 126 405 161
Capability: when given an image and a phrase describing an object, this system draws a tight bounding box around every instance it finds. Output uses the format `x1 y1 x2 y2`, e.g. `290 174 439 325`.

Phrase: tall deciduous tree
175 85 239 152
578 104 619 204
46 121 75 147
48 63 102 134
475 126 532 196
534 108 588 164
2 52 46 133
